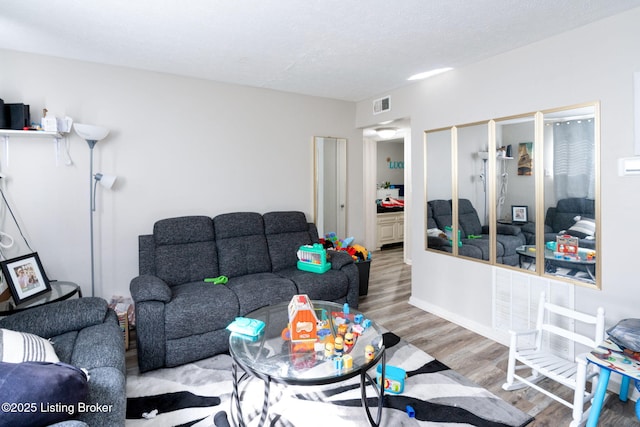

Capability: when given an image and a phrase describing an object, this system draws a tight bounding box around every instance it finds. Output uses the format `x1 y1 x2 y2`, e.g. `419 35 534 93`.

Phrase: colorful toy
365 344 375 362
344 332 355 347
288 295 319 342
324 342 334 358
342 354 353 369
337 323 348 336
406 405 415 418
296 243 331 273
204 275 228 284
376 364 406 394
354 314 363 324
334 336 344 356
333 356 343 370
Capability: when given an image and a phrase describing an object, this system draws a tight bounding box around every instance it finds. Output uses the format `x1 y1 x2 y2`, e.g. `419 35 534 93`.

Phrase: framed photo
0 253 51 305
511 205 528 224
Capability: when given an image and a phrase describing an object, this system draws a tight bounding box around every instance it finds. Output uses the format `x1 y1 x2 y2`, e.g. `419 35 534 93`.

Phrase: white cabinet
376 211 404 249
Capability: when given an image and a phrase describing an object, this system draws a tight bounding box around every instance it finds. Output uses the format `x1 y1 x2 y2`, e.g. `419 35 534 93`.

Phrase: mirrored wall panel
314 137 347 238
423 103 600 289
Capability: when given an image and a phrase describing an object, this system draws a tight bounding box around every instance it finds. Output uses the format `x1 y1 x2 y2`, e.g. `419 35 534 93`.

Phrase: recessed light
408 67 453 81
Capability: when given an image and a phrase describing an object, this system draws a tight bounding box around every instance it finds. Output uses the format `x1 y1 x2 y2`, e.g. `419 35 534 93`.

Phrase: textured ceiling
1 0 639 101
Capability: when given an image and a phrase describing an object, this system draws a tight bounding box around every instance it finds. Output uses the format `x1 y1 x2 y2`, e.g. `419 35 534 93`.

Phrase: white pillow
0 328 59 363
568 218 596 239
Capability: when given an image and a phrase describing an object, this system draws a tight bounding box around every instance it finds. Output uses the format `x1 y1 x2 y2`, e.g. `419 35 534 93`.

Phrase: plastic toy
354 314 363 324
334 336 344 356
344 332 355 347
296 243 331 273
365 344 375 362
226 317 265 337
324 342 334 358
406 405 415 418
343 303 350 314
377 364 406 394
342 354 353 369
204 275 228 284
288 295 319 341
334 356 343 370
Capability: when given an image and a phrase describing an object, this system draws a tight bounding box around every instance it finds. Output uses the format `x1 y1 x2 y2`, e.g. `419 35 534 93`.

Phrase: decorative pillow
0 361 89 427
567 217 595 239
0 328 59 363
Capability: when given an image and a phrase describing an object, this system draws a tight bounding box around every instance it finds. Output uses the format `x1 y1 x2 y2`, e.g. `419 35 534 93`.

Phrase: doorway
362 120 411 264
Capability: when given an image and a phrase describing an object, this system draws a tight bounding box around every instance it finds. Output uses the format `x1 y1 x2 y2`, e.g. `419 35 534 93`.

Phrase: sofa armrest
130 274 172 303
427 236 450 248
328 250 355 270
0 297 109 339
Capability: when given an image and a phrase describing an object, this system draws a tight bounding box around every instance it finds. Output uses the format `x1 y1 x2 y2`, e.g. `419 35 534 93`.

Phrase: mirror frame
424 102 601 289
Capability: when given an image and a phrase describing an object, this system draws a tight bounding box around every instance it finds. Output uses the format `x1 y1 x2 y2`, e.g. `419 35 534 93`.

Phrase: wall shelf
0 129 67 166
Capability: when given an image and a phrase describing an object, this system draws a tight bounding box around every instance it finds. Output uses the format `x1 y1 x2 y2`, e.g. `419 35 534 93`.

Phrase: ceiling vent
373 96 391 115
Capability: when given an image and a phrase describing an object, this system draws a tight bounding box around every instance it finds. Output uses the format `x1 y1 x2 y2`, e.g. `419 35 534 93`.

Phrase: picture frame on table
511 205 528 224
0 252 51 305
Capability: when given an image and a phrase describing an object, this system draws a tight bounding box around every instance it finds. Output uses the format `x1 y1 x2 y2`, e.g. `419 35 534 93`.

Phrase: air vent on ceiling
373 96 391 115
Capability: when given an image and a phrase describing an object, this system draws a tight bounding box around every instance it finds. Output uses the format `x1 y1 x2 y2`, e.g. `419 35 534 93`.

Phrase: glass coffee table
516 244 596 282
229 300 386 427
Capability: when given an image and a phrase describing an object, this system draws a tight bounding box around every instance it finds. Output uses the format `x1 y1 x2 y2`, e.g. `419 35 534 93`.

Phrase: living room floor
125 246 638 426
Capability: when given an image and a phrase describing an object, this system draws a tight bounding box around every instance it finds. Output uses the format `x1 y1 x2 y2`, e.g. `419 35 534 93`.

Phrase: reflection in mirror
422 102 599 289
424 128 454 254
540 105 598 285
314 137 347 238
456 123 493 263
494 115 536 269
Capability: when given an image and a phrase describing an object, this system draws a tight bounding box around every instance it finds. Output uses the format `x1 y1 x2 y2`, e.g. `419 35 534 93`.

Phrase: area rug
126 332 533 427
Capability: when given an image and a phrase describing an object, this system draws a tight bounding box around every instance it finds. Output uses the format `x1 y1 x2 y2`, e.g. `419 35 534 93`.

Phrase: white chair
502 292 605 427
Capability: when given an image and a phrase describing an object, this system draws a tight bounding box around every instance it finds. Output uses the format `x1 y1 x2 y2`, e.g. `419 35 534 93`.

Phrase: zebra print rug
126 332 533 427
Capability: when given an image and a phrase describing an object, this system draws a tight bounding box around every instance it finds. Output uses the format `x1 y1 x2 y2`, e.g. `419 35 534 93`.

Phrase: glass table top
229 300 384 385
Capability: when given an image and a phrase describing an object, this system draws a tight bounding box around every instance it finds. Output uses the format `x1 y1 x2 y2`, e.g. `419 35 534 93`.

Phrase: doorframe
363 125 412 264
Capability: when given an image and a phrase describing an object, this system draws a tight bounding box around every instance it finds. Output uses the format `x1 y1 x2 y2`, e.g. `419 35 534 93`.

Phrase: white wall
0 49 362 299
356 7 640 335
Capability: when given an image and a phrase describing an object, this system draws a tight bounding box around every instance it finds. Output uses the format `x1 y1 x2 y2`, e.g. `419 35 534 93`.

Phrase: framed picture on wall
511 205 528 224
0 253 51 305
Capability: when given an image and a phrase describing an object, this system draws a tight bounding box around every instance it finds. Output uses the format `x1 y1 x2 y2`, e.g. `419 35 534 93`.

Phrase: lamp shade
95 173 117 189
74 123 109 141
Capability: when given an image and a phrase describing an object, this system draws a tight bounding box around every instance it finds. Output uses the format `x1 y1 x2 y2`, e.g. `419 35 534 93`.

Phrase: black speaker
6 103 30 130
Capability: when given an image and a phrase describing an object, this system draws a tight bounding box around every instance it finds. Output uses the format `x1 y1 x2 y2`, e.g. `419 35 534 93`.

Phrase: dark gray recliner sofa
0 298 126 427
521 197 595 249
427 199 526 265
130 211 359 372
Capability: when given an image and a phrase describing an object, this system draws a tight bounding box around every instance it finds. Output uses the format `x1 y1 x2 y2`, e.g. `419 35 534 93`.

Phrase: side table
585 339 640 426
0 281 82 315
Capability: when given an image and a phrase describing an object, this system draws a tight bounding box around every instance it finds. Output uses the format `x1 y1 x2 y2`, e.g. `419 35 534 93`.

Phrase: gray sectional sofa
521 197 596 249
130 211 359 372
427 198 526 265
0 297 126 426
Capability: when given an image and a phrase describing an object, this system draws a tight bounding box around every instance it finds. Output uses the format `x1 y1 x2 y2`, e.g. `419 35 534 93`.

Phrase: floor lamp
73 123 116 297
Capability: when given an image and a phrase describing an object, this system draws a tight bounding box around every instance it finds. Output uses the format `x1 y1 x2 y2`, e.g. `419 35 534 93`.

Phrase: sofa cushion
214 212 272 277
428 200 452 231
458 199 483 236
0 361 88 427
154 216 214 245
276 268 349 303
0 328 59 363
264 211 316 272
226 273 298 315
165 282 239 340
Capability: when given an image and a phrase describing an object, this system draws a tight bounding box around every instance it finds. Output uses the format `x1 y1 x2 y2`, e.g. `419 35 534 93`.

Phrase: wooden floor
126 246 638 426
359 246 638 427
